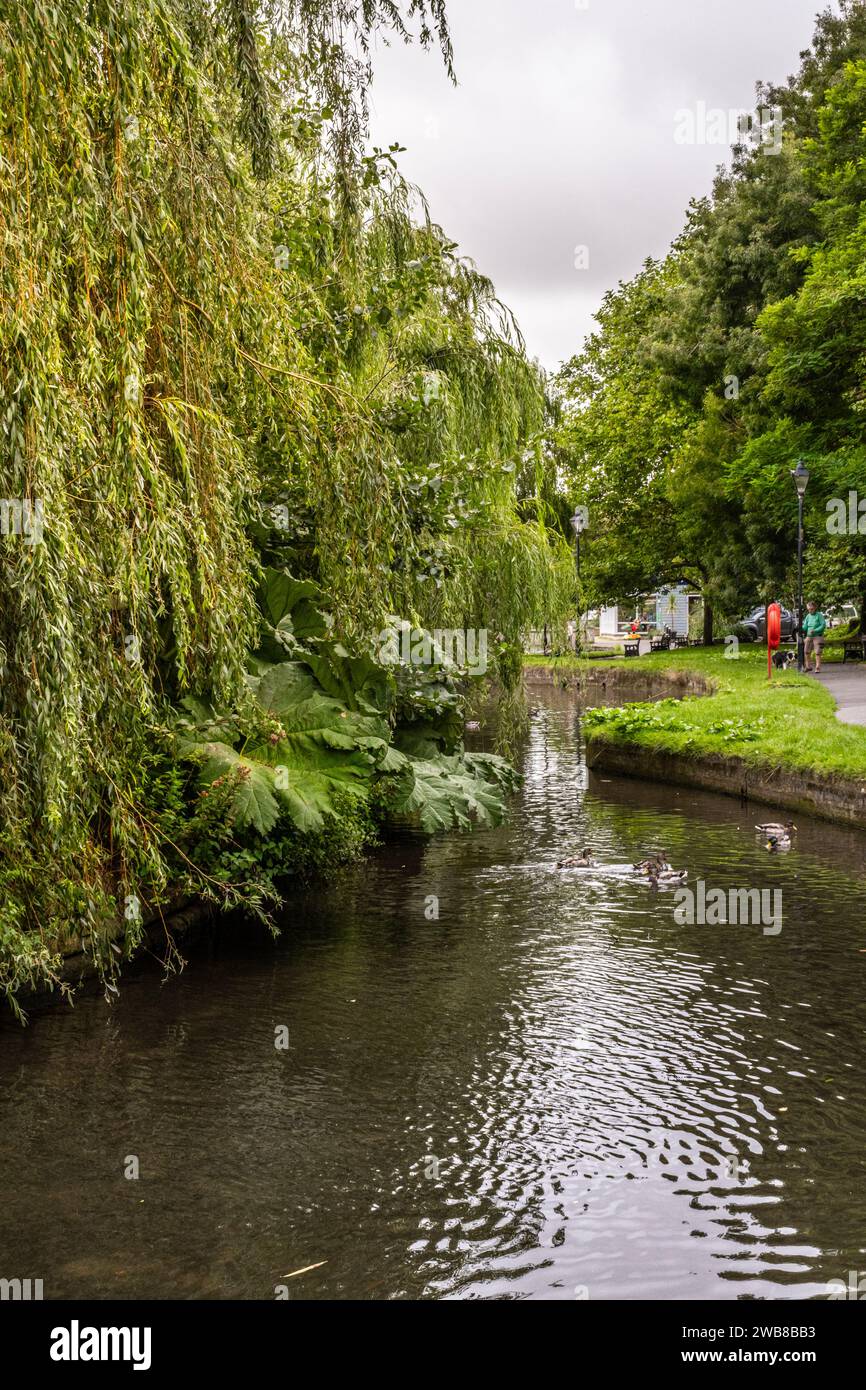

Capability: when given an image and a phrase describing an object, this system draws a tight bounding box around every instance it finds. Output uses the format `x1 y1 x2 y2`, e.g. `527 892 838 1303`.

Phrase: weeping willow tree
256 166 574 643
1 0 282 1002
0 0 572 1009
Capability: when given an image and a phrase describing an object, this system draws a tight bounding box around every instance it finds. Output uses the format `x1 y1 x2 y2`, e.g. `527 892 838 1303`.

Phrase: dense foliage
557 0 866 638
0 0 573 1014
578 644 866 779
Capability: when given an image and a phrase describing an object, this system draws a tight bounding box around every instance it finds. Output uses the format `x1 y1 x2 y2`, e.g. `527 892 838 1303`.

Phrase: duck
633 854 671 875
648 868 689 887
755 821 797 836
557 846 595 869
656 868 688 884
765 835 792 852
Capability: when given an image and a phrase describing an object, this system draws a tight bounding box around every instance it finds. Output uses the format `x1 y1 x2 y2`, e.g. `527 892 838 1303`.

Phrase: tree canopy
556 0 866 637
0 0 573 1011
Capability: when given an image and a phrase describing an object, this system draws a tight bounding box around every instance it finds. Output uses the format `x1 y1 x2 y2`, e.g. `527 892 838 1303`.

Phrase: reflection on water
2 688 866 1300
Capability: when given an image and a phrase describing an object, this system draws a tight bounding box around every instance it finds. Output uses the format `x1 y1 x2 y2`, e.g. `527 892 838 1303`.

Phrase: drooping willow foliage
260 169 574 637
0 0 573 1008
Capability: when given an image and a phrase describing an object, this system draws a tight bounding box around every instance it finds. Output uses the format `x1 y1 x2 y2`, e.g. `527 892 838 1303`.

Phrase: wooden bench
843 637 866 663
650 637 669 652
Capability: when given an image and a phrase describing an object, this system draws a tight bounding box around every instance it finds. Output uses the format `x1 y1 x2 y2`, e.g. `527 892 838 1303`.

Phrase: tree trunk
702 599 714 646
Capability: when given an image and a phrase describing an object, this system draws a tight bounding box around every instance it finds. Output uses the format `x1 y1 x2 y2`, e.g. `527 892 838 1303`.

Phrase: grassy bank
525 647 866 780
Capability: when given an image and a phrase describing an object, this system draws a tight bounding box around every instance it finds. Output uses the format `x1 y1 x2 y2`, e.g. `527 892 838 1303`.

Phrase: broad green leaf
194 742 280 835
258 567 328 639
305 641 394 716
385 755 508 834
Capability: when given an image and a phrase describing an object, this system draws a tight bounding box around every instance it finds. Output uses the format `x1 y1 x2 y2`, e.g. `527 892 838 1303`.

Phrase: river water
2 687 866 1301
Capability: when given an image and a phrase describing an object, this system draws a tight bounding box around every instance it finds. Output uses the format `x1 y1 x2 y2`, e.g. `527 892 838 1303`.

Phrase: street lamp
570 506 588 578
570 506 588 653
790 459 810 672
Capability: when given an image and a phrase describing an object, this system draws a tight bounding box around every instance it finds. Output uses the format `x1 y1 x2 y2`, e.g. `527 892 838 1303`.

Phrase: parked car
826 603 859 629
736 604 796 642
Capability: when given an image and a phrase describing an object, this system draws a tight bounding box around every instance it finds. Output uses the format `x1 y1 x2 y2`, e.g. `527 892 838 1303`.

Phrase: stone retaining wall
525 662 866 827
586 739 866 826
524 661 712 702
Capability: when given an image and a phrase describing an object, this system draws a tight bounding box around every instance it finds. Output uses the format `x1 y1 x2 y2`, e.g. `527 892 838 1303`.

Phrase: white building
596 585 695 639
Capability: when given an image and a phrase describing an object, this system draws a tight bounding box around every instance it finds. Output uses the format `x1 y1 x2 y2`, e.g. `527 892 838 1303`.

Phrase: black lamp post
570 507 587 578
570 507 587 652
790 459 810 672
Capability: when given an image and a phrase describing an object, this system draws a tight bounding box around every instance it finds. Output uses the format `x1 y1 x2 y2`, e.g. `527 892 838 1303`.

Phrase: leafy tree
0 0 571 1011
557 1 866 639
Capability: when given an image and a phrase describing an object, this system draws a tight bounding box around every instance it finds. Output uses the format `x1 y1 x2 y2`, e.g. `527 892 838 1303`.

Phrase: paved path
814 664 866 727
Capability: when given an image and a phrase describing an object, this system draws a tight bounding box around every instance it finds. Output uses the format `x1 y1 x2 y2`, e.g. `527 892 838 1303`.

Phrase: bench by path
814 665 866 727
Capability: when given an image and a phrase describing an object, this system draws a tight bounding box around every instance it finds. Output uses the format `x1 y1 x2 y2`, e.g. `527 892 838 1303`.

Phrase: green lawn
525 646 866 780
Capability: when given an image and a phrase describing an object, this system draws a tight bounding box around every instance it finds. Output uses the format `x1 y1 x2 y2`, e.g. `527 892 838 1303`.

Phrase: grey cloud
368 0 825 370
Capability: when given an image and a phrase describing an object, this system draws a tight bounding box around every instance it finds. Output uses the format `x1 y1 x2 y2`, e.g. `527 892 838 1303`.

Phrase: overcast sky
367 0 827 372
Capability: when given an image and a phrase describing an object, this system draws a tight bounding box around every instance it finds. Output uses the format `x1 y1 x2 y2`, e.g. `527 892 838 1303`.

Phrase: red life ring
767 602 781 650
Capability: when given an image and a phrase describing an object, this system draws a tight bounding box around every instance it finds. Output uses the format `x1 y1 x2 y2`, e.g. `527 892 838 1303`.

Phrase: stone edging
525 662 866 827
586 739 866 826
45 899 214 995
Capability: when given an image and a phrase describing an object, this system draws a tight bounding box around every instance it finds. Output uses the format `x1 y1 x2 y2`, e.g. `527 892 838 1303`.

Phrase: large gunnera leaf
258 568 328 639
193 743 281 835
255 567 331 664
255 661 397 761
385 755 510 834
179 639 519 839
181 660 394 834
304 641 394 717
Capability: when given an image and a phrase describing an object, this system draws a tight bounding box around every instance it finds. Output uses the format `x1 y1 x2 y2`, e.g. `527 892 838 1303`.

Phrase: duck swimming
765 835 792 852
648 868 688 887
755 821 797 836
633 854 671 875
557 846 595 869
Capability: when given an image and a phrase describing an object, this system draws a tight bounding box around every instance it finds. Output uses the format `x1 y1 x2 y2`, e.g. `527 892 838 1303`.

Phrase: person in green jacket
802 600 827 673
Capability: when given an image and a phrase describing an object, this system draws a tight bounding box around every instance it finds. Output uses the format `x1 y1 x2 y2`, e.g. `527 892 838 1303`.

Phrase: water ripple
1 687 866 1299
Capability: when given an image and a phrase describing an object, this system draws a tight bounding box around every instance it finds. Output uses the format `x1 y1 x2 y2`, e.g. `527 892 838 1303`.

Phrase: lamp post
570 506 587 577
570 506 588 652
790 459 810 672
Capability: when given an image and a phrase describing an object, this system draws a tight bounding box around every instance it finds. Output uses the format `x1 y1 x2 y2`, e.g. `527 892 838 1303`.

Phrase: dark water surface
2 688 866 1300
